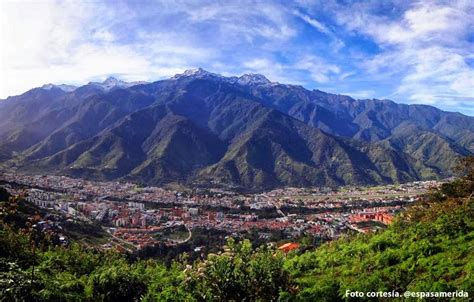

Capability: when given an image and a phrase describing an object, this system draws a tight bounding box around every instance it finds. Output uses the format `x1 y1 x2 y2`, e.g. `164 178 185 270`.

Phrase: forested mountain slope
0 69 472 189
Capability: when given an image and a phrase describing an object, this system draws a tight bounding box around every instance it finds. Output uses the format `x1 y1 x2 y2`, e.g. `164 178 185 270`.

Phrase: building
278 242 300 253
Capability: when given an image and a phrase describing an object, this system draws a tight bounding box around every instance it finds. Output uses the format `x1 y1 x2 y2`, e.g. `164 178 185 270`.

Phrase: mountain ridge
0 69 472 190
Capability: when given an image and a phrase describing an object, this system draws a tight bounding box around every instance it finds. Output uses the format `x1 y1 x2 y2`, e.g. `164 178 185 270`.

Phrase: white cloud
0 0 86 95
0 0 472 116
0 0 297 98
341 90 375 99
92 29 115 43
294 10 345 51
294 55 340 83
184 1 297 42
334 0 474 111
339 71 356 80
242 55 345 86
294 10 331 35
242 58 302 84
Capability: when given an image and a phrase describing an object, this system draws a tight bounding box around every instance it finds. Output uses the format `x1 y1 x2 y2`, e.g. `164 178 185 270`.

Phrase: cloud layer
0 0 472 115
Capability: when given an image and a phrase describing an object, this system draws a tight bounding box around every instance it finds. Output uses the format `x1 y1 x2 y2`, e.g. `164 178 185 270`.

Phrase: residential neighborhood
0 173 441 251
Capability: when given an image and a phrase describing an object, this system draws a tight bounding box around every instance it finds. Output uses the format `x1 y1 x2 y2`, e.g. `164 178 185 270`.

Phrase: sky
0 0 473 115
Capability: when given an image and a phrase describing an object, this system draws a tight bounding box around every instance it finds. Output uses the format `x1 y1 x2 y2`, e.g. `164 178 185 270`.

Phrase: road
170 226 192 244
103 227 138 252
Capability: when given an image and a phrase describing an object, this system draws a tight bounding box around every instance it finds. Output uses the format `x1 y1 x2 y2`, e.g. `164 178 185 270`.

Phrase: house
278 242 300 253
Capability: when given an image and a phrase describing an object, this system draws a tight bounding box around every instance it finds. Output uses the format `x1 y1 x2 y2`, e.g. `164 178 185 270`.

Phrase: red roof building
278 242 300 253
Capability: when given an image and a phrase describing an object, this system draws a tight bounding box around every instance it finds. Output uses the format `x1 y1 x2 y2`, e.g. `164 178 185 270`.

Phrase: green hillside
2 71 472 190
285 187 473 300
0 158 473 301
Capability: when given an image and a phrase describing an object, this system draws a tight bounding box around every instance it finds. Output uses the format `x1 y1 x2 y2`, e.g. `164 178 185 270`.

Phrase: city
0 172 441 254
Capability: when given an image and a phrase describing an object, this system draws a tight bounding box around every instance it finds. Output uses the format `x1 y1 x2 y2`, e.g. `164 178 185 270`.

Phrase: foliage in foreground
0 157 473 301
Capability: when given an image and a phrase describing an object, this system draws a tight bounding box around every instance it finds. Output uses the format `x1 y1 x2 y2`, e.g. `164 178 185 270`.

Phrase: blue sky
1 0 473 115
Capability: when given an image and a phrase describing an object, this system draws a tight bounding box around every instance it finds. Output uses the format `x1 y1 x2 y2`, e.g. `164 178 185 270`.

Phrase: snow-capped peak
182 68 208 76
103 76 122 85
88 77 148 91
171 68 274 86
172 68 222 80
41 83 77 92
237 74 271 86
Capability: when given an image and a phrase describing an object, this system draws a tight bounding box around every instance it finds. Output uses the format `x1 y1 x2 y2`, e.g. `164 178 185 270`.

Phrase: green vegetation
62 220 110 246
286 194 472 301
0 158 473 301
4 73 469 191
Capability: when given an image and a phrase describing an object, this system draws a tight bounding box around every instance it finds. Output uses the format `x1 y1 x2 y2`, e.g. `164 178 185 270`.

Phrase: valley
1 172 440 258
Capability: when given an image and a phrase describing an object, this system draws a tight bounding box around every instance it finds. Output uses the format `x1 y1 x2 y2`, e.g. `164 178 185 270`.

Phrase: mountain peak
182 68 209 76
41 83 77 92
172 69 273 86
103 76 121 85
2 68 472 190
237 73 271 86
172 68 223 80
88 77 148 91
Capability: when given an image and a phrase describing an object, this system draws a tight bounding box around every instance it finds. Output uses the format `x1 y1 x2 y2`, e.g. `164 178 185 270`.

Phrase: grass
164 230 189 241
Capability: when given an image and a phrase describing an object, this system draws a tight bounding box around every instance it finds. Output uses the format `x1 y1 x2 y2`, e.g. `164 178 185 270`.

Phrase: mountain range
0 68 472 190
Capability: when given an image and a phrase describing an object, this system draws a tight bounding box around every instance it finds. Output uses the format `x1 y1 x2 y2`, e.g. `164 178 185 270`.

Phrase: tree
88 263 147 302
185 238 292 301
0 187 10 202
